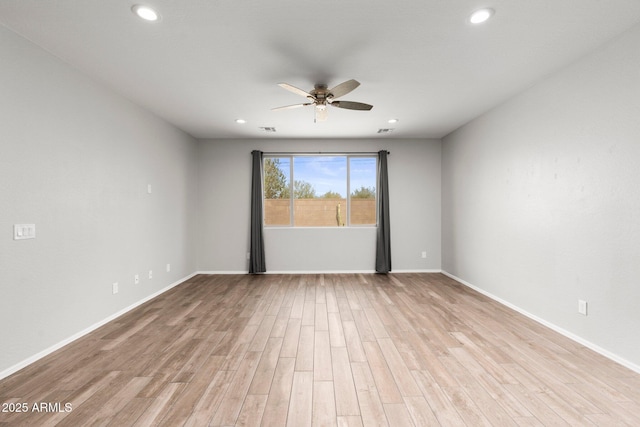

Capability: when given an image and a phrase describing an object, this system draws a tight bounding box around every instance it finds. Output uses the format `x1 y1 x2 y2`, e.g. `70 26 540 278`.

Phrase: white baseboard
198 270 379 275
441 270 640 375
0 272 197 381
391 269 442 273
197 269 442 275
196 270 248 275
265 270 377 274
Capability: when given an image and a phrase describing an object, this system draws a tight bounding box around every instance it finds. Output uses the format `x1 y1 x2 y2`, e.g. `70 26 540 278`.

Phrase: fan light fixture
388 119 399 124
469 8 494 24
272 79 373 123
132 5 160 21
235 119 247 124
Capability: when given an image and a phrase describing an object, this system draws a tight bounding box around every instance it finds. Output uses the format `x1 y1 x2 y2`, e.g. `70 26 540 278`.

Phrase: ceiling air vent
259 127 276 133
377 128 395 134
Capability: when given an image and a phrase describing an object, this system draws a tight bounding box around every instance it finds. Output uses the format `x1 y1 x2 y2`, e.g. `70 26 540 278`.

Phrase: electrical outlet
578 300 588 316
421 251 427 259
134 274 139 284
246 252 251 260
149 270 153 279
166 263 171 272
112 282 119 294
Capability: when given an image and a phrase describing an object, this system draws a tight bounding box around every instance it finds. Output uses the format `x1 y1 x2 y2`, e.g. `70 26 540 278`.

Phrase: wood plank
441 386 494 427
66 376 151 426
332 347 360 416
135 382 188 426
411 369 467 426
383 403 415 426
343 320 367 363
182 370 234 427
248 315 277 352
376 338 422 397
315 302 329 331
280 318 302 358
403 395 440 426
363 307 390 339
352 309 376 342
326 281 339 313
328 311 346 348
314 330 333 381
209 351 262 426
337 415 364 427
504 383 571 426
271 317 289 338
248 337 284 395
362 341 403 404
261 358 295 426
313 380 338 427
158 355 228 426
287 371 313 427
295 325 315 372
236 394 268 427
302 300 316 326
350 362 388 426
104 397 152 426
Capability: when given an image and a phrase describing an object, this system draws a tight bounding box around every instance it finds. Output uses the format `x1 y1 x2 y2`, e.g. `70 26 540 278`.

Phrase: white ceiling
2 1 640 139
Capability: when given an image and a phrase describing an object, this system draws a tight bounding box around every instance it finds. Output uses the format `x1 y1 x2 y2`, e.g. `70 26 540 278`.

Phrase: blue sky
271 156 376 197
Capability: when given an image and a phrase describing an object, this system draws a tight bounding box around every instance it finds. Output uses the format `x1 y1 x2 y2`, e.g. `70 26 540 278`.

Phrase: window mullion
346 156 351 227
289 156 294 226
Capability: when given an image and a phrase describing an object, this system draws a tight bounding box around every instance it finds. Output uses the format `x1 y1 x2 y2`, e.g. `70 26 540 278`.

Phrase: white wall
442 24 640 368
0 25 199 374
196 138 441 272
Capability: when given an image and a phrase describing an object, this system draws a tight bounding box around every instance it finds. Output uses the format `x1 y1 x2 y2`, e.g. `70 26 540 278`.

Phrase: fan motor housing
311 84 330 100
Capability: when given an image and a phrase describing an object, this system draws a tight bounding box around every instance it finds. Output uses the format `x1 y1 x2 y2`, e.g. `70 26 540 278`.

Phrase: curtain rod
256 150 389 156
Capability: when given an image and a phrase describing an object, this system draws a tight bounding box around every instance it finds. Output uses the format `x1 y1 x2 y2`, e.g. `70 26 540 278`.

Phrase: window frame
262 153 377 228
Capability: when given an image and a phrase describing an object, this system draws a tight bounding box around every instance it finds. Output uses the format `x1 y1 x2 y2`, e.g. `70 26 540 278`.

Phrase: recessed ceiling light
469 8 494 24
235 119 247 124
132 5 160 22
388 119 399 124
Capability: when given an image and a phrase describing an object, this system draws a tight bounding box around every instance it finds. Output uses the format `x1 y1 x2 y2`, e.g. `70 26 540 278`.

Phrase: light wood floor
1 273 639 426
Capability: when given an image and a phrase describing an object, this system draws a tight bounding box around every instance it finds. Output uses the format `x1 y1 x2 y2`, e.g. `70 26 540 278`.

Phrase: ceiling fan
272 79 373 123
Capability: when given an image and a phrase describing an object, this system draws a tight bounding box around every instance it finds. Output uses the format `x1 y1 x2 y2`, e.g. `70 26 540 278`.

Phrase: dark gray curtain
375 150 391 273
249 150 266 273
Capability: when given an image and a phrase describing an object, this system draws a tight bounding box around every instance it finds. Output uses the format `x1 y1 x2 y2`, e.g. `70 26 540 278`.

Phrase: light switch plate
14 224 36 240
578 300 588 316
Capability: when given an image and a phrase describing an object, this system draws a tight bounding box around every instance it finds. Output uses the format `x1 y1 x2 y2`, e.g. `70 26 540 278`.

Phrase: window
263 155 377 227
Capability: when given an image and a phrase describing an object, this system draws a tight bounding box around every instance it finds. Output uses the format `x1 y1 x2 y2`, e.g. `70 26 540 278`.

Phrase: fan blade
315 106 328 123
330 100 373 111
272 103 312 111
328 79 360 99
278 83 312 98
